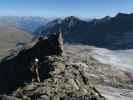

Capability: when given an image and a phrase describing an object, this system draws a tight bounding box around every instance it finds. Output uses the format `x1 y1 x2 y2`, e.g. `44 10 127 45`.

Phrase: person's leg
36 65 41 82
32 72 37 82
31 64 38 82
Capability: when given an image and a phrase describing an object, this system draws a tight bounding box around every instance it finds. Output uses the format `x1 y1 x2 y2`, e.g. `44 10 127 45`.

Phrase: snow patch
91 48 133 72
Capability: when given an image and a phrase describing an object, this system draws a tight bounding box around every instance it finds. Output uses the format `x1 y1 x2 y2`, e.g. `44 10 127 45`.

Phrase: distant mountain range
1 13 133 51
0 16 52 33
0 16 53 58
37 13 133 49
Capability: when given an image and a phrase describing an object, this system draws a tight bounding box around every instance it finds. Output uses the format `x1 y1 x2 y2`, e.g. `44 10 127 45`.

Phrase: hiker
31 58 41 82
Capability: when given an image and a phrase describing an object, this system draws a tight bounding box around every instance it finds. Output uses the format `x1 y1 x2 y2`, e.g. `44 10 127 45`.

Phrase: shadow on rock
0 32 63 94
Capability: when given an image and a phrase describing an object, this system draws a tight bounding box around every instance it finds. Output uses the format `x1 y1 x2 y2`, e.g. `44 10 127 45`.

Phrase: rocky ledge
0 32 105 100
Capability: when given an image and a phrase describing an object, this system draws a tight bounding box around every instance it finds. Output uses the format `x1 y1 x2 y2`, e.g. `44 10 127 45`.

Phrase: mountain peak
115 12 130 18
64 16 80 20
102 16 111 20
64 16 81 23
62 16 83 28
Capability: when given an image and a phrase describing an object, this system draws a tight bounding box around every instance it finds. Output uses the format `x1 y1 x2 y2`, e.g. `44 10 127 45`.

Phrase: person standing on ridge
31 58 41 82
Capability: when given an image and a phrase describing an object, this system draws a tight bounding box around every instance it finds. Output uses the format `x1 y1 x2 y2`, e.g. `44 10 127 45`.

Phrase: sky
0 0 133 18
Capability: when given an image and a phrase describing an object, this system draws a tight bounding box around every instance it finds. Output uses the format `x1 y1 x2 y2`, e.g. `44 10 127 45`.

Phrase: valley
1 0 133 99
64 44 133 100
0 13 133 100
0 23 33 60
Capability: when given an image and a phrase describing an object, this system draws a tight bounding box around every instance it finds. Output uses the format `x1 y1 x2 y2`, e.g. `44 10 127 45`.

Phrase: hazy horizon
0 0 133 18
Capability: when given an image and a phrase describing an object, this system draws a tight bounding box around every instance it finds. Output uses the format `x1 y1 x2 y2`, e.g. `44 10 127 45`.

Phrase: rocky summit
0 32 105 100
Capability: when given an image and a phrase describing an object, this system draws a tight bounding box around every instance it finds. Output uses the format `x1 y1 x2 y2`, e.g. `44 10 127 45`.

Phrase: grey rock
0 32 105 100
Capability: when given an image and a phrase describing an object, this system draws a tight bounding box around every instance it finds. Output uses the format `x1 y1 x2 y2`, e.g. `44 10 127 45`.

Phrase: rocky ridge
37 13 133 50
0 32 105 100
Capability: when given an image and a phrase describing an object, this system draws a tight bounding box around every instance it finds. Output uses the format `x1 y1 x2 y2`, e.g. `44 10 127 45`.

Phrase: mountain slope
0 23 33 59
0 33 105 100
64 44 133 100
37 13 133 50
0 16 52 33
